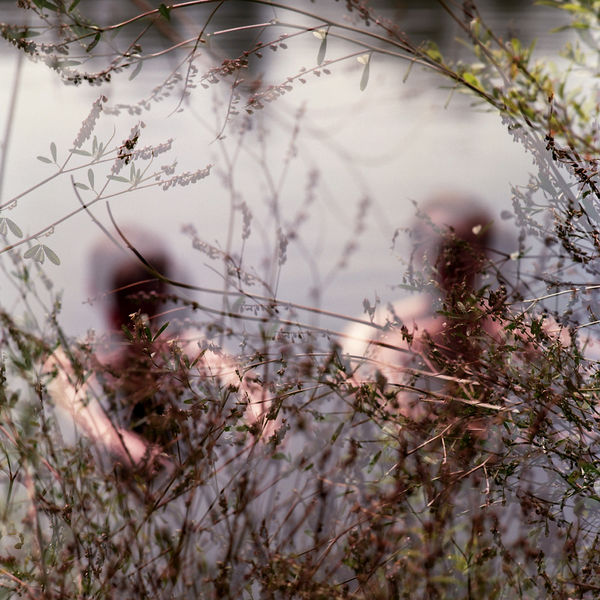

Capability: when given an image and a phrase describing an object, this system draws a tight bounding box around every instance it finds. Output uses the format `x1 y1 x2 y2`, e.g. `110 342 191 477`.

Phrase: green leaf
359 61 370 91
68 0 81 10
463 71 484 92
424 41 443 63
331 422 344 443
55 60 81 67
24 245 43 262
42 245 60 265
107 175 129 183
549 24 572 33
152 321 170 342
37 156 52 163
231 295 245 313
86 32 101 53
317 35 327 66
556 2 589 12
367 450 382 473
16 29 41 39
74 182 89 190
158 3 171 21
7 219 23 238
50 142 57 162
261 321 279 340
70 148 91 156
70 24 93 37
87 168 95 189
32 0 59 12
129 60 143 81
403 59 415 83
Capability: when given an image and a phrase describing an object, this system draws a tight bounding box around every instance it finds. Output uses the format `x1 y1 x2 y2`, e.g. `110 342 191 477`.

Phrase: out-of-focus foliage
1 1 600 598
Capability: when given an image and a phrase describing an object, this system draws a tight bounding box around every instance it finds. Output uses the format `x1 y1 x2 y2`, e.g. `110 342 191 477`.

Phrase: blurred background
0 0 569 339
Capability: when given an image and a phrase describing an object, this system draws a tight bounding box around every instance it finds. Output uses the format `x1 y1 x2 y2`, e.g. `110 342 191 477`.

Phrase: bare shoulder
341 294 433 358
386 294 433 324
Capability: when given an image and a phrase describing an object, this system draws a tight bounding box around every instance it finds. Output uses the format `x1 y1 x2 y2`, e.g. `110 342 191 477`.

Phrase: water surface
0 1 570 337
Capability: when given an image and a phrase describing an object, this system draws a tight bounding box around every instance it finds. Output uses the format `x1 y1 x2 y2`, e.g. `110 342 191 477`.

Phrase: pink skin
44 339 275 470
44 349 163 469
44 253 275 468
344 201 571 426
343 202 496 421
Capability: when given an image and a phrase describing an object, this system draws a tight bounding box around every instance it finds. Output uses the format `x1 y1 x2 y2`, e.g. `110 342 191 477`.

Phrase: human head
414 194 493 292
89 229 172 331
109 254 170 330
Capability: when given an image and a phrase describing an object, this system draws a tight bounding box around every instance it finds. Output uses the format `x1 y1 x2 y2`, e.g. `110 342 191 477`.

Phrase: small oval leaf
86 32 101 53
43 245 61 265
33 0 59 11
56 60 82 67
7 219 23 238
462 71 484 92
231 295 245 313
129 60 143 81
24 244 41 259
50 142 57 162
359 61 370 91
424 41 443 63
152 321 170 342
317 36 327 66
23 244 42 258
37 156 52 163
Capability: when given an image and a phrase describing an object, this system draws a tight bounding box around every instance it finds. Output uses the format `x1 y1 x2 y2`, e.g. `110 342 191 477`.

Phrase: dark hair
104 252 178 447
109 255 170 329
415 196 493 292
435 212 491 291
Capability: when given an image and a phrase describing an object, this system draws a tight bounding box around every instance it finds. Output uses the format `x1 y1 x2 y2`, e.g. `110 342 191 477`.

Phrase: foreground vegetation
1 0 600 597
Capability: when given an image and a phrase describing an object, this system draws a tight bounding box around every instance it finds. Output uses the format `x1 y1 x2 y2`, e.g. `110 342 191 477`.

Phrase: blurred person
44 228 272 470
340 195 579 579
342 194 567 425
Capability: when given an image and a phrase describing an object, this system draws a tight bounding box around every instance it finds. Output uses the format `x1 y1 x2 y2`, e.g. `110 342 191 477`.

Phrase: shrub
1 1 600 598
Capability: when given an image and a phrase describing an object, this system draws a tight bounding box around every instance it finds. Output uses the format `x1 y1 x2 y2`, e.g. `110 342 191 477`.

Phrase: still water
0 1 568 338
